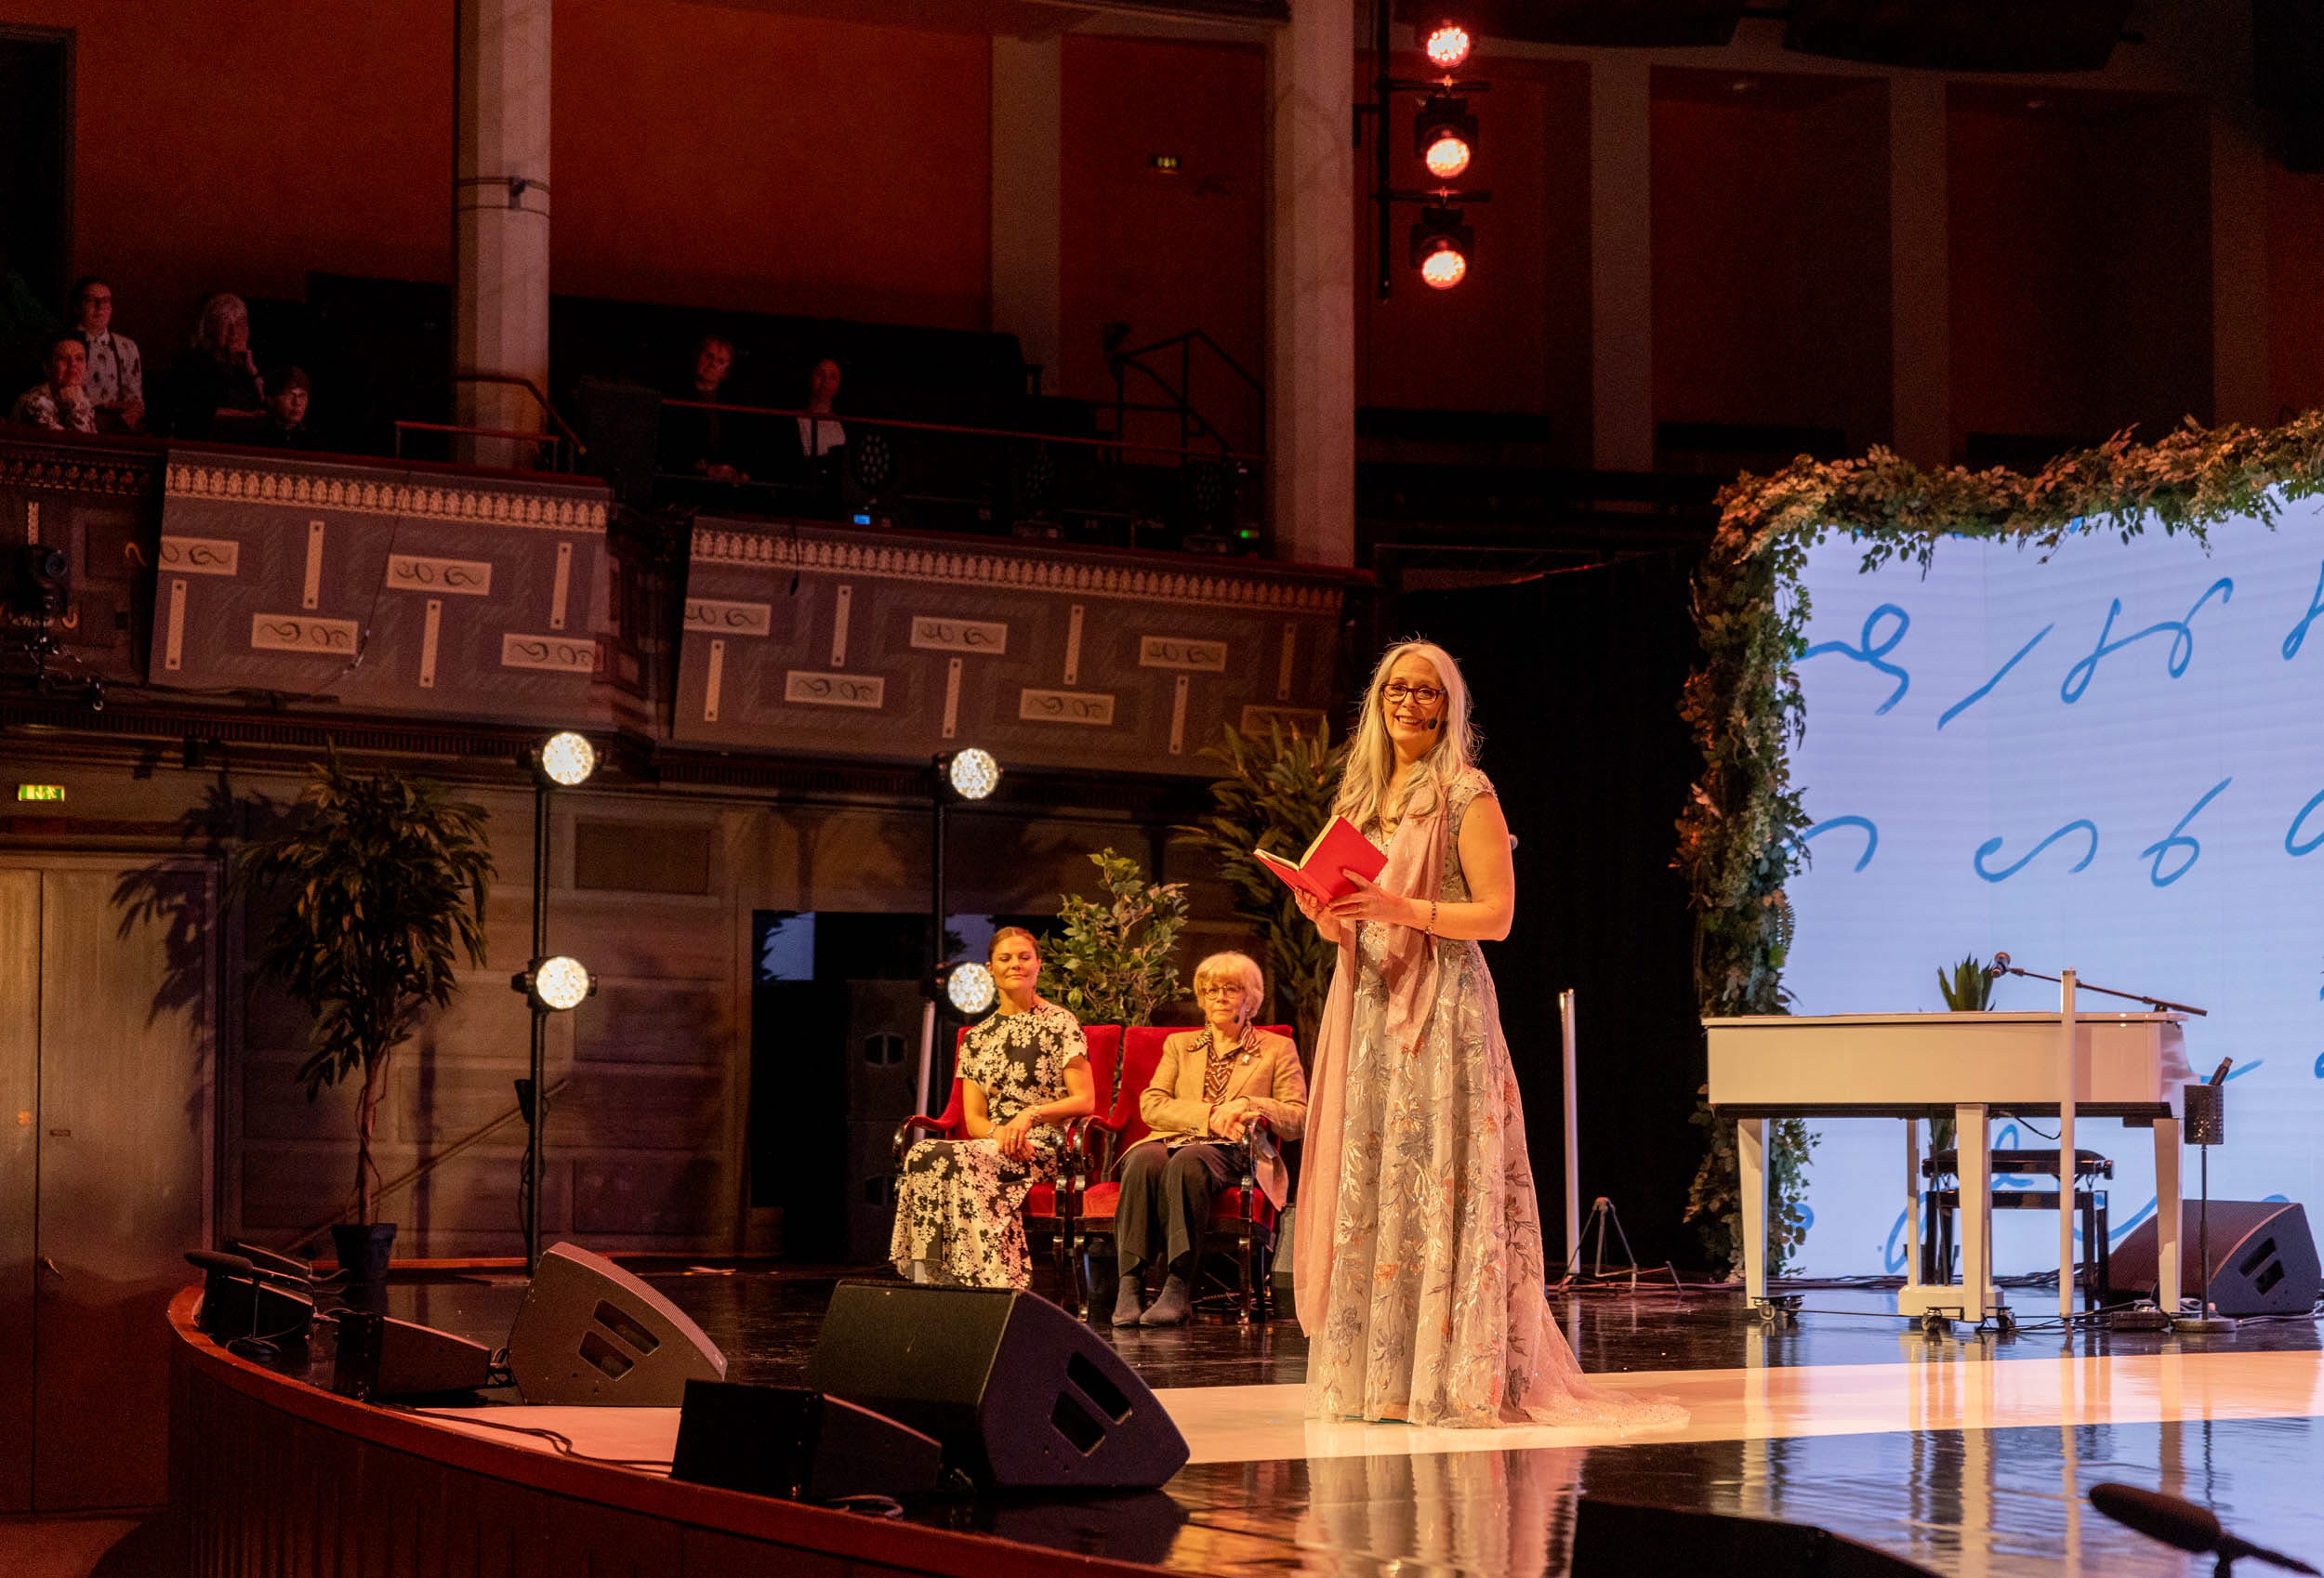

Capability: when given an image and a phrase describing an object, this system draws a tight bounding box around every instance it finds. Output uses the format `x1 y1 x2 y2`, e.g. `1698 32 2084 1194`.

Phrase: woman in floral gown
891 927 1095 1289
1293 640 1686 1430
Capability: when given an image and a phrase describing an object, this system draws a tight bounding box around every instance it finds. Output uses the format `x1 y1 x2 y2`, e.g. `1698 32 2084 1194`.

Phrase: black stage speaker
670 1380 949 1501
2110 1201 2321 1317
802 1282 1190 1488
508 1243 728 1405
376 1317 495 1396
1574 1499 1941 1577
187 1251 314 1346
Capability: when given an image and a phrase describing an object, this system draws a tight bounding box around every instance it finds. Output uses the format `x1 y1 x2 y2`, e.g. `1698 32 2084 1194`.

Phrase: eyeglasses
1196 982 1247 997
1381 682 1444 706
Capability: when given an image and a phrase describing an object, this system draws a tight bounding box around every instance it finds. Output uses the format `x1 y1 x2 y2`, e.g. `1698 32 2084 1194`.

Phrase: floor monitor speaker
1574 1498 1941 1577
508 1243 727 1405
671 1380 949 1502
2110 1201 2320 1317
375 1317 495 1397
803 1281 1190 1488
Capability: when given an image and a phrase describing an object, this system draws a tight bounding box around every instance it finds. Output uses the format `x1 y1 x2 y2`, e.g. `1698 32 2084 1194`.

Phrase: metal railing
395 374 588 470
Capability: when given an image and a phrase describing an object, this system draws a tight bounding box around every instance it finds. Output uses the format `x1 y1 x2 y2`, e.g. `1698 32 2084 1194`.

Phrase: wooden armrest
891 1113 951 1167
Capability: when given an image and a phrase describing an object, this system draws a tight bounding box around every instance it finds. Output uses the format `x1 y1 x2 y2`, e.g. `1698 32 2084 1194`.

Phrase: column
1265 0 1356 569
2211 100 2270 427
991 36 1064 397
1589 56 1653 474
1890 76 1950 466
455 0 552 470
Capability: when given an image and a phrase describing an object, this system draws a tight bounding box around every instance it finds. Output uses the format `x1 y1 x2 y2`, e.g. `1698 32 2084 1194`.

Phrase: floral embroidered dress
1298 768 1685 1430
891 1000 1087 1289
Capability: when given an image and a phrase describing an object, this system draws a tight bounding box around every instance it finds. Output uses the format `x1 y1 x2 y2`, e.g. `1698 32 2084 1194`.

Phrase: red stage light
1424 133 1472 180
1419 245 1467 290
1424 22 1472 71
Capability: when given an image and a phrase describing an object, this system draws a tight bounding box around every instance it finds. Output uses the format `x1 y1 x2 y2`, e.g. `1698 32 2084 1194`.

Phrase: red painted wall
2268 163 2324 421
554 0 989 329
3 0 451 355
1948 88 2211 456
1060 34 1265 451
1650 72 1891 453
3 0 990 362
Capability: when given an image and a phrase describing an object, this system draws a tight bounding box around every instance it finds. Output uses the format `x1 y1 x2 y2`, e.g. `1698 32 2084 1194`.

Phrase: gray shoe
1111 1274 1146 1328
1139 1273 1192 1327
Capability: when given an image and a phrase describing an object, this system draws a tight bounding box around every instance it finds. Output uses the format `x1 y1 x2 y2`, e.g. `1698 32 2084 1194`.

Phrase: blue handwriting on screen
1974 820 2098 882
2060 577 2233 703
2290 789 2324 858
2141 778 2232 888
2287 561 2324 661
1801 815 1879 872
1939 625 2052 730
1802 604 1909 713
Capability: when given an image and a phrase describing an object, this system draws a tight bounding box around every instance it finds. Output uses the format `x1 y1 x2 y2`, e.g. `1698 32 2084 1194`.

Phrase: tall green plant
1041 850 1189 1034
232 754 494 1224
1177 721 1344 1054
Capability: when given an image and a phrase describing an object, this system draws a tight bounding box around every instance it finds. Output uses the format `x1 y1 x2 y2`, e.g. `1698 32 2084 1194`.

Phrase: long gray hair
1331 639 1477 832
190 292 248 353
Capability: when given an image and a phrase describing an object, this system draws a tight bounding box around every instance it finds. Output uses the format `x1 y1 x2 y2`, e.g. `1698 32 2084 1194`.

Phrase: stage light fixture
517 954 596 1012
1416 96 1476 181
1423 20 1472 70
941 960 997 1016
1410 205 1473 290
535 730 597 788
939 747 1000 801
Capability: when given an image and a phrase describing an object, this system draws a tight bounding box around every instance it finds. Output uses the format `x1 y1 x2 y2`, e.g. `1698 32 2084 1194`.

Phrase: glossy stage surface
348 1269 2324 1577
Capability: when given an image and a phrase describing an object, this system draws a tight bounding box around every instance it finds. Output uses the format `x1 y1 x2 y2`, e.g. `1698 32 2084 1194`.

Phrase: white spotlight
528 955 594 1011
941 747 1000 801
944 961 997 1015
537 731 597 788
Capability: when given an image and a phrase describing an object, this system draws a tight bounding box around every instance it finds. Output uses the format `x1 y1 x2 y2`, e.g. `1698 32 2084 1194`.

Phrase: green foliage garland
1676 415 2311 1274
1177 722 1346 1056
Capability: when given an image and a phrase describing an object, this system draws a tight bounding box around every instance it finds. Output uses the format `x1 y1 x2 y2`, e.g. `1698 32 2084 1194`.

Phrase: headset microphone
1425 718 1441 731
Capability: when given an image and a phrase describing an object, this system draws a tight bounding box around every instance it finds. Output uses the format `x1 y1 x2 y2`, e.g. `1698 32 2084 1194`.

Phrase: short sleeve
1047 1006 1089 1067
1448 768 1497 835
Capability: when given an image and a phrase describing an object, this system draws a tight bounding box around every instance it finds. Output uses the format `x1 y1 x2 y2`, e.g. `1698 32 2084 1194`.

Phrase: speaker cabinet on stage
762 980 928 1263
803 1282 1190 1489
2110 1201 2320 1317
508 1243 728 1405
1574 1499 1940 1577
376 1317 496 1396
670 1380 948 1502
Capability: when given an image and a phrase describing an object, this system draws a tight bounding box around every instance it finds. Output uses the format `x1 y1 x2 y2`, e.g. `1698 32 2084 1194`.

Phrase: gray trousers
1116 1140 1238 1276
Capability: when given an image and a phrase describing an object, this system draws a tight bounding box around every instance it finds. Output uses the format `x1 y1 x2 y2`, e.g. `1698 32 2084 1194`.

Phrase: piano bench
1921 1175 2113 1307
1921 1147 2114 1181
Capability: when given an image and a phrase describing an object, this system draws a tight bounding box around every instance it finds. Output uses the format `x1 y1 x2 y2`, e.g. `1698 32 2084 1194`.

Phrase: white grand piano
1706 1009 2193 1323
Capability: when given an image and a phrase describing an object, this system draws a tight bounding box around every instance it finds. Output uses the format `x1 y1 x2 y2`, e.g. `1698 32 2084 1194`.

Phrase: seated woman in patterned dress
890 927 1095 1289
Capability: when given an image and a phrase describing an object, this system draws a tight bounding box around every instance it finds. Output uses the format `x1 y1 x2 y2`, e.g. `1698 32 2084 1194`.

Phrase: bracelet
1424 899 1439 936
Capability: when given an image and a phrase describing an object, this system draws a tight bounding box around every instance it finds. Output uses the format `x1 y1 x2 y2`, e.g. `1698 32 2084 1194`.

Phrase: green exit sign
15 785 65 803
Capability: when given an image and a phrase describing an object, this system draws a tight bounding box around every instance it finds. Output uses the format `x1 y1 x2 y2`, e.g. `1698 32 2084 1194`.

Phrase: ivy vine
1676 414 2321 1274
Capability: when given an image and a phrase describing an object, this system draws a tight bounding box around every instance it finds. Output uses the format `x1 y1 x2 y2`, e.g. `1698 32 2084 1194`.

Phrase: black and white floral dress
890 1000 1088 1289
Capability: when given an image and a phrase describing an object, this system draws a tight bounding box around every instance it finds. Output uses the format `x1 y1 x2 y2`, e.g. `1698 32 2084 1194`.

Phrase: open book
1252 816 1387 904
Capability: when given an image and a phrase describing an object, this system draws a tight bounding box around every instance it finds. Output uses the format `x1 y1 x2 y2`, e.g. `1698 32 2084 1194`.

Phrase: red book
1252 816 1387 904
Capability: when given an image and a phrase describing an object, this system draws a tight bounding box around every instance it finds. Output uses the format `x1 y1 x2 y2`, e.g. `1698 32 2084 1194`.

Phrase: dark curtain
1394 552 1709 1271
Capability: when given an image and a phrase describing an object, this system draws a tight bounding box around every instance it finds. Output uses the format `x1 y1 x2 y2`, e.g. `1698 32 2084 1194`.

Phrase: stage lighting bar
516 954 596 1012
940 960 997 1016
1416 95 1476 181
535 730 597 788
938 747 1000 801
1410 205 1474 290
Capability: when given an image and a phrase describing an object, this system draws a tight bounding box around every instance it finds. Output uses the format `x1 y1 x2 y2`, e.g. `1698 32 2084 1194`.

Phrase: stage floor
362 1269 2324 1577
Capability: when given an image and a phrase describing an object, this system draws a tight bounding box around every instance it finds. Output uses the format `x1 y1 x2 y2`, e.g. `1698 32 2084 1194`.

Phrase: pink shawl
1291 784 1455 1337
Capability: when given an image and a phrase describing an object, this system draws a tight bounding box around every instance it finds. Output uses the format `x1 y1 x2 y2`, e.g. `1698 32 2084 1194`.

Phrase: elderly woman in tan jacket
1113 951 1308 1327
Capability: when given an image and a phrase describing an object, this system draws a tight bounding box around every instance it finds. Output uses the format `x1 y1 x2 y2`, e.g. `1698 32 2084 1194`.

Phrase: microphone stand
1987 953 2207 1017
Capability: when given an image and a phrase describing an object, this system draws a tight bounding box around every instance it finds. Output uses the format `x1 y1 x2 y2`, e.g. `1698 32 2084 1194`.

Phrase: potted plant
1042 849 1190 1066
1927 954 1998 1154
1177 720 1344 1056
232 752 494 1281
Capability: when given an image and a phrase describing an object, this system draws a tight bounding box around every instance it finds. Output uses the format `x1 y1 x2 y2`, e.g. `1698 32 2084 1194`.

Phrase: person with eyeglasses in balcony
1288 639 1685 1431
1111 951 1307 1327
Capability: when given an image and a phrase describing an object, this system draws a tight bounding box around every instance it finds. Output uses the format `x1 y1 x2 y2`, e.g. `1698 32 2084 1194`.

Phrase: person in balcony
1112 951 1307 1328
661 333 748 489
794 355 846 466
256 366 316 450
891 927 1095 1289
9 332 95 434
168 293 264 441
69 276 143 433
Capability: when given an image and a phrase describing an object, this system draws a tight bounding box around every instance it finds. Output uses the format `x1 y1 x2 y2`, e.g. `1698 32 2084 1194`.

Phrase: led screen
1783 505 2324 1275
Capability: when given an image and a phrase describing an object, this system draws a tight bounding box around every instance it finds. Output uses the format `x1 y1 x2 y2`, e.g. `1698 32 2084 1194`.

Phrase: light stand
514 731 598 1269
922 750 1000 1110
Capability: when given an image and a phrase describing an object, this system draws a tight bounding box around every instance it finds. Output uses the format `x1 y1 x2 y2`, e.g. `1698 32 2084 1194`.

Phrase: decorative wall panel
672 521 1350 774
146 450 616 725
